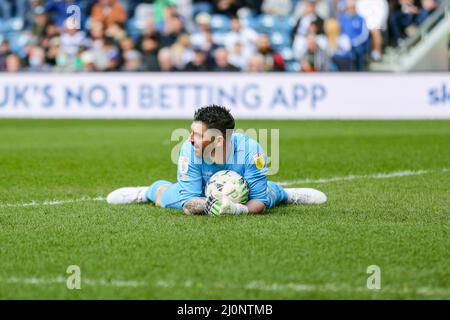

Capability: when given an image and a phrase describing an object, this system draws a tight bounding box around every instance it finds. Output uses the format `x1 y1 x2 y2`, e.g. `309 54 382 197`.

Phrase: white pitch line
277 168 449 187
0 196 105 208
0 168 447 208
2 276 450 297
5 276 145 288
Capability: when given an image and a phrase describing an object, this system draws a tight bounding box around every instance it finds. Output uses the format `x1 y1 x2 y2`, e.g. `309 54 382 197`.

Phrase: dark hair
193 105 235 138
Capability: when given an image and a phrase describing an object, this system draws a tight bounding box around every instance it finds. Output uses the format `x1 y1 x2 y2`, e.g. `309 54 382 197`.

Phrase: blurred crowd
0 0 442 73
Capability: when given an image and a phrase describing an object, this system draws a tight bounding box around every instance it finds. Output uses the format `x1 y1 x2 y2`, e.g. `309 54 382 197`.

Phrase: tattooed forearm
182 197 207 215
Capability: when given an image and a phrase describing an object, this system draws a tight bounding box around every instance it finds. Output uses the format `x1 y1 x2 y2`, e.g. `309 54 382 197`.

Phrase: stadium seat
258 14 291 34
134 3 154 24
192 2 213 18
126 17 142 42
2 17 23 33
280 47 295 62
270 32 291 51
6 31 29 57
210 14 231 33
286 61 300 72
242 16 261 32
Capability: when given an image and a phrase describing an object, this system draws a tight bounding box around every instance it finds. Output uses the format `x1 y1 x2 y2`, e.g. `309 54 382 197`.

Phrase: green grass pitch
0 119 449 299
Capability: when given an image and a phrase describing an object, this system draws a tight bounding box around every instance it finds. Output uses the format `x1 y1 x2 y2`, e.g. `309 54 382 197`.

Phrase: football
205 170 249 204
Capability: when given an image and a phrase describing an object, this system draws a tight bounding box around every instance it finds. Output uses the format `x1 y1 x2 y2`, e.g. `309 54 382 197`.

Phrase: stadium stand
0 0 448 72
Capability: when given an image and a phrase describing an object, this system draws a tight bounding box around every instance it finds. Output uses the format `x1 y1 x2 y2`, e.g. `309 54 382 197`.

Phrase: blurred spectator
80 51 95 71
140 35 160 71
247 53 266 72
213 47 240 71
119 37 136 69
103 37 120 71
416 0 438 24
256 33 285 71
157 47 179 71
292 0 325 43
91 0 127 28
0 0 443 73
240 0 264 14
389 0 437 46
0 40 12 71
295 33 330 72
170 33 195 69
224 16 258 64
293 0 331 21
228 42 248 70
45 37 60 67
262 0 293 16
154 0 176 24
122 50 143 71
5 53 23 72
184 48 212 71
140 16 161 39
105 23 127 43
356 0 389 61
213 0 240 16
191 12 212 49
161 12 186 47
323 18 352 71
60 21 86 58
31 6 49 39
339 0 369 70
40 22 60 52
45 0 82 29
26 46 51 72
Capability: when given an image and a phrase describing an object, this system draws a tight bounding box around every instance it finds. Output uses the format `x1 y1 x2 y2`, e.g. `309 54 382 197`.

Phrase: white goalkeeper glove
204 192 248 216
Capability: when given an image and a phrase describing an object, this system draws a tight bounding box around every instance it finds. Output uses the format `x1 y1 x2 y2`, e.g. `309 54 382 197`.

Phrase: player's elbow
246 200 266 214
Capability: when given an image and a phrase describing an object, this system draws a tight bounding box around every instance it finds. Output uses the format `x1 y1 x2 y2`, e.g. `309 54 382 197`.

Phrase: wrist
231 203 249 215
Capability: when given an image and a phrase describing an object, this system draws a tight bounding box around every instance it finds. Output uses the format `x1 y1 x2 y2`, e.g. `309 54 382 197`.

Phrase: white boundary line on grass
278 168 449 187
0 196 105 208
0 168 448 208
2 276 450 297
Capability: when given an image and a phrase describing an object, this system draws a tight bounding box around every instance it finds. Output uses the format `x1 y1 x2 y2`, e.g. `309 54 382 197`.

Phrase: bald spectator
213 47 240 71
247 54 266 72
157 47 178 71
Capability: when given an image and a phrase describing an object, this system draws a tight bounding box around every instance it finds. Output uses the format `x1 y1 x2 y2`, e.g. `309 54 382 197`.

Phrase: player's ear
215 135 224 147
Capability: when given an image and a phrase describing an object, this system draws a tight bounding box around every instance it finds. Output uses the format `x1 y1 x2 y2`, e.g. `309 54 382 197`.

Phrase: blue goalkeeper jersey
176 132 268 206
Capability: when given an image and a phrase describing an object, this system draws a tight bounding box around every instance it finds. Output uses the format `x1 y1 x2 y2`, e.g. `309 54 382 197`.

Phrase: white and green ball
205 170 249 204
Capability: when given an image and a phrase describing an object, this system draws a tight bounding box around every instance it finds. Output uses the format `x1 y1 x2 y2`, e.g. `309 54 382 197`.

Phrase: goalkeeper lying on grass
107 105 327 215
